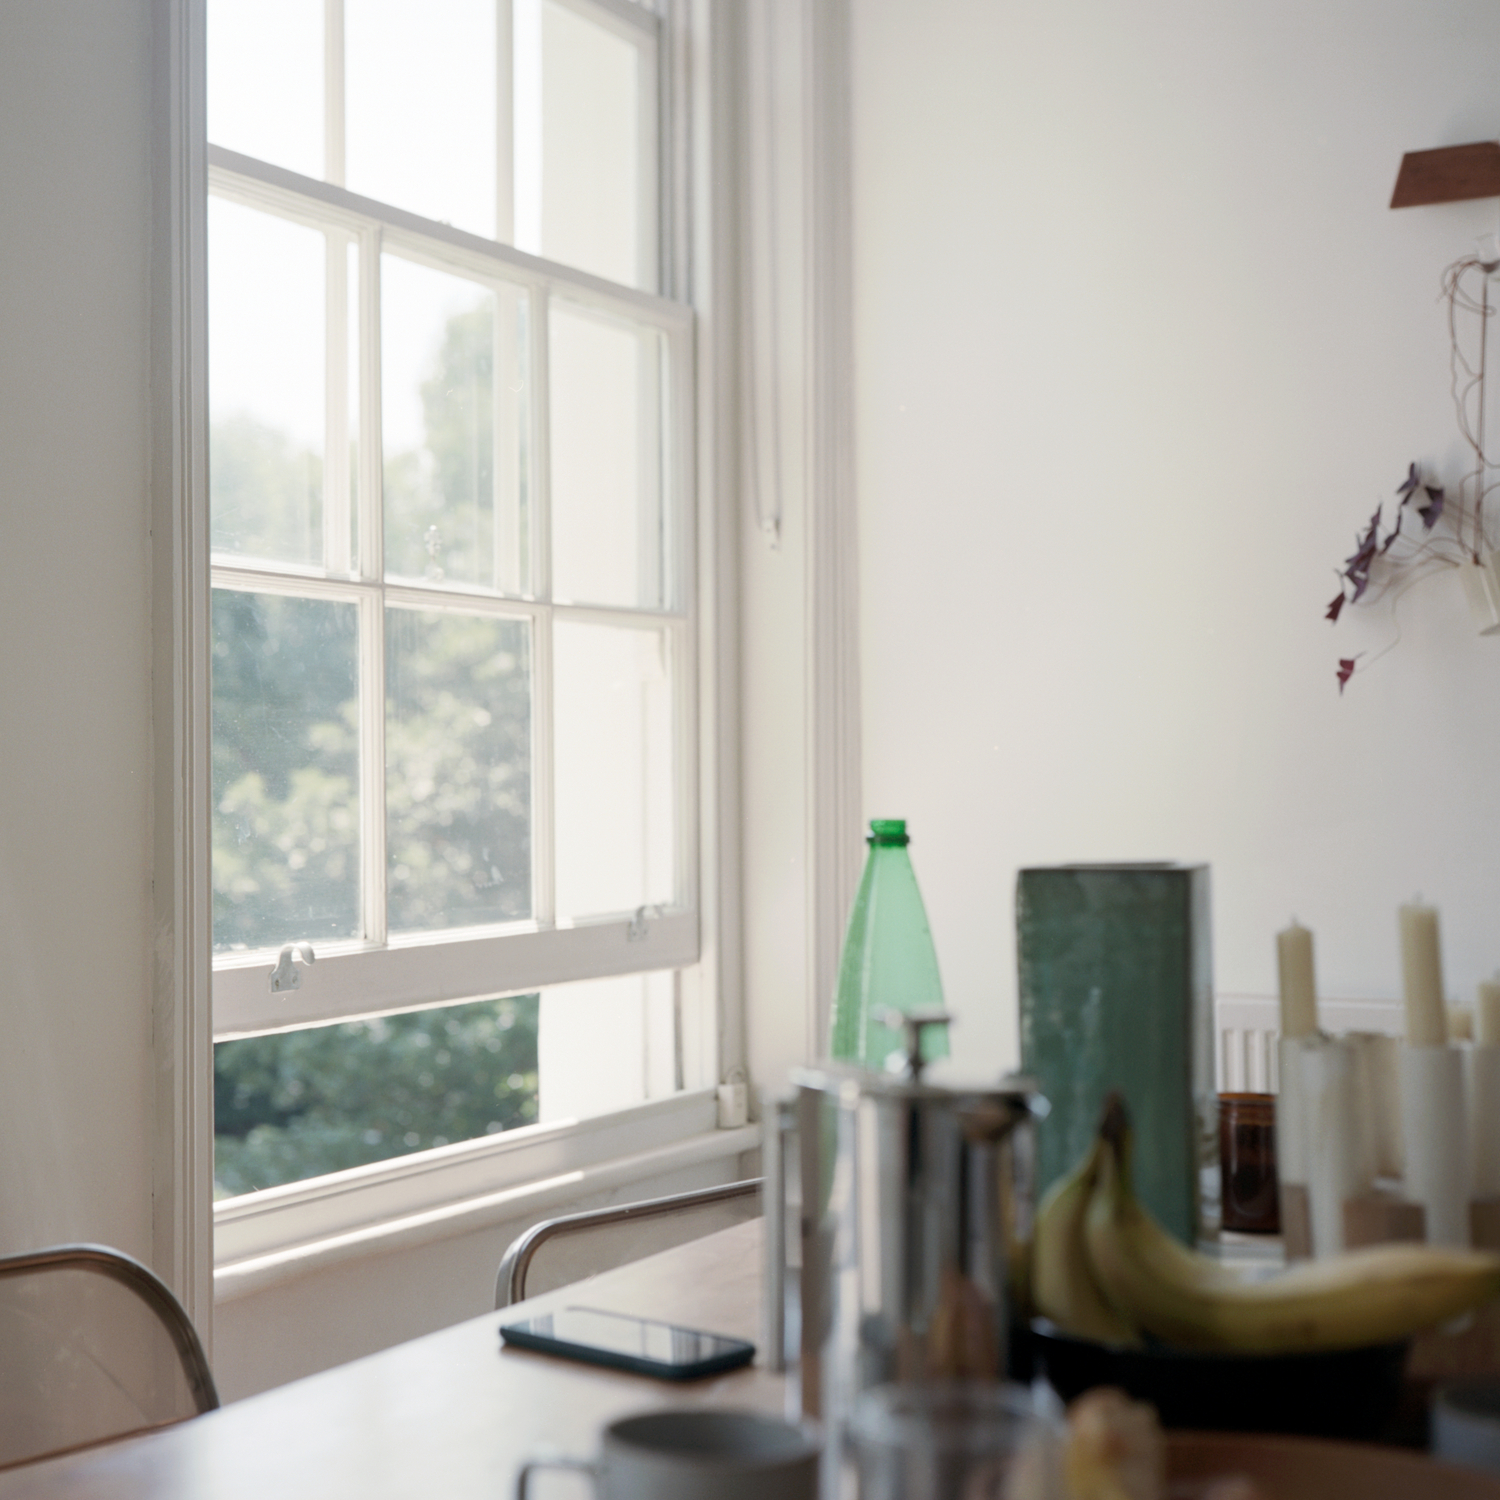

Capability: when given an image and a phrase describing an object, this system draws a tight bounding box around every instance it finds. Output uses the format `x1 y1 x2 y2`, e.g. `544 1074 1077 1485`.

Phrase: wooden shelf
1391 140 1500 208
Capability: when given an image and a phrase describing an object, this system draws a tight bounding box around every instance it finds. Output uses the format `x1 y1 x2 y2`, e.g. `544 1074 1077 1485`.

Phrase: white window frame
204 0 742 1287
207 146 700 1038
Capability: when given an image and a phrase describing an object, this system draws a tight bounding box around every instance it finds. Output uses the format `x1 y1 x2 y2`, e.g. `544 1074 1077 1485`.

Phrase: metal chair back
0 1243 218 1471
496 1178 762 1308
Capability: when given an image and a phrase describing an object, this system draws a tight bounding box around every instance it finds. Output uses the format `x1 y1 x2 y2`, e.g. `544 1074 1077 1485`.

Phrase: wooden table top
0 1219 778 1500
12 1216 1500 1500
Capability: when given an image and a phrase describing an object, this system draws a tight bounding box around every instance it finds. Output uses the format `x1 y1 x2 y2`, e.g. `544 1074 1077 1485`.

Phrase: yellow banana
1033 1135 1140 1345
1084 1094 1500 1354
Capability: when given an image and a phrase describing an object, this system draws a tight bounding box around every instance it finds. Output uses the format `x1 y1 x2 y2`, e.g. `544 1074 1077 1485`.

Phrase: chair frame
0 1243 219 1427
495 1178 762 1308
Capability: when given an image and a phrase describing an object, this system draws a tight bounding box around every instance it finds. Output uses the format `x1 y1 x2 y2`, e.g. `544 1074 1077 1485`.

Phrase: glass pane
537 972 678 1123
212 591 360 952
553 621 674 918
518 0 655 288
214 994 539 1197
208 0 323 178
210 199 326 566
549 303 664 608
382 256 530 594
346 0 496 239
386 609 532 932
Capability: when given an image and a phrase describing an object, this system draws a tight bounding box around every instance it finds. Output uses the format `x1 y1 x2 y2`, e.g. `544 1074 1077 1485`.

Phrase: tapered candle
1277 922 1318 1038
1400 903 1447 1046
1449 1005 1476 1043
1479 980 1500 1046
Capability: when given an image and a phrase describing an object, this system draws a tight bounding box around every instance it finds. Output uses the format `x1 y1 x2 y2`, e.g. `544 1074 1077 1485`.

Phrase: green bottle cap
867 819 909 847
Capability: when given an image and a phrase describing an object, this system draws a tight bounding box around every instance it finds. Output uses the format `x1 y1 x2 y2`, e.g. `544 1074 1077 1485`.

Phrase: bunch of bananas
1033 1093 1500 1353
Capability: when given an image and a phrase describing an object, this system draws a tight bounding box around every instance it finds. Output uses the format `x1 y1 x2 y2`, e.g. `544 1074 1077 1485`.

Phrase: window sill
213 1090 758 1302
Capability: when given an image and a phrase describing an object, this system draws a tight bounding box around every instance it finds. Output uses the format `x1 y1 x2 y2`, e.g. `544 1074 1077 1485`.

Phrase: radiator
1213 996 1403 1094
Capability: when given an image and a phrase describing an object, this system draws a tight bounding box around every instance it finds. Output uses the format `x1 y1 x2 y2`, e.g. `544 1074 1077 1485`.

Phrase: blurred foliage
383 303 498 586
213 994 539 1197
210 412 324 564
211 589 361 950
210 300 537 1196
386 609 530 931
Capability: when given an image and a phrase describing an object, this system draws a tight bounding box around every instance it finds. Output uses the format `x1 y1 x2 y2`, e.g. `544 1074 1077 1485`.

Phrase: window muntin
207 0 697 1198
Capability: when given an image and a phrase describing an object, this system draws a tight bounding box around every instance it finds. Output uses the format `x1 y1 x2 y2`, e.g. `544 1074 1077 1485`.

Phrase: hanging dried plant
1328 255 1500 691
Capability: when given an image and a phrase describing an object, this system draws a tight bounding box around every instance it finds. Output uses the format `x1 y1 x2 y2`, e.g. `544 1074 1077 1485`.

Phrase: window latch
269 943 316 994
626 906 659 943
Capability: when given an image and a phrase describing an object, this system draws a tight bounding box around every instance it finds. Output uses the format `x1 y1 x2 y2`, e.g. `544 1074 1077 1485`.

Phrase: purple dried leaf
1348 569 1371 603
1397 463 1421 501
1337 657 1358 693
1345 507 1382 567
1381 510 1403 553
1418 485 1445 529
1326 592 1346 622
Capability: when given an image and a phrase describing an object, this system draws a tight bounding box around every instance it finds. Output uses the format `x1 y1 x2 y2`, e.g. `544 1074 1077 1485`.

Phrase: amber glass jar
1218 1092 1279 1234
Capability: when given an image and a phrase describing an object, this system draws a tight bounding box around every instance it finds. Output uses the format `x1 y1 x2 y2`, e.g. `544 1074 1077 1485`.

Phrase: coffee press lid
792 1010 1048 1125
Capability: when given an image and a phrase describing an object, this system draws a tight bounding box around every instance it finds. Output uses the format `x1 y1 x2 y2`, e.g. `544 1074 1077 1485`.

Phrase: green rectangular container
1017 863 1216 1245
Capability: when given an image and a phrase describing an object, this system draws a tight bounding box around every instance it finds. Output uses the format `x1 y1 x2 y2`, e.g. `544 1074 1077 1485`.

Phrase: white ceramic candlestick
1302 1036 1368 1258
1401 1045 1471 1247
1344 1031 1388 1187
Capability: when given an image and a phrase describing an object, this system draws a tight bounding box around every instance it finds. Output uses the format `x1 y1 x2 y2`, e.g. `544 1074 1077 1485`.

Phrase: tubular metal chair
0 1243 219 1471
496 1178 762 1308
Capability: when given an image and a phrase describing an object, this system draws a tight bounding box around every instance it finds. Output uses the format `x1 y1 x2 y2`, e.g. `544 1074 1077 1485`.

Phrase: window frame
204 0 727 1263
208 146 700 1041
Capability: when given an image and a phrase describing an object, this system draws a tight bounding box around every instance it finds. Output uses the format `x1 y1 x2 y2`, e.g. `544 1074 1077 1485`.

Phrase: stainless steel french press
763 1012 1047 1425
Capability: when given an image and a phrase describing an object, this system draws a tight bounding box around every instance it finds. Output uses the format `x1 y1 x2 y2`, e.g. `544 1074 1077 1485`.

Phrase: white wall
0 1 157 1260
851 0 1500 1075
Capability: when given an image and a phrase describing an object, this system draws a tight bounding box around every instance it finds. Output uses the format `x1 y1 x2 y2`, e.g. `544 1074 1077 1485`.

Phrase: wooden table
10 1218 1500 1500
0 1220 777 1500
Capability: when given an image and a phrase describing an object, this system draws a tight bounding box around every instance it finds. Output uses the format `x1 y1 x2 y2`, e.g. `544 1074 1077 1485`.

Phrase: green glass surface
1017 864 1214 1245
829 820 949 1069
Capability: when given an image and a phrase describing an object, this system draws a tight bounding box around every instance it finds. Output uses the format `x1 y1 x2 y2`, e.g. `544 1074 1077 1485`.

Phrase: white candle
1277 922 1318 1039
1400 903 1447 1046
1479 980 1500 1046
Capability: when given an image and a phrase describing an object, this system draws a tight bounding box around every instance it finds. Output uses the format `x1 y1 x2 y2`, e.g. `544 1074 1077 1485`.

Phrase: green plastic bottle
829 818 949 1069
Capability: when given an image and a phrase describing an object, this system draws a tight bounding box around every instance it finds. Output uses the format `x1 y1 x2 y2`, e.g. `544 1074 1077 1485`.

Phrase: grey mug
515 1407 820 1500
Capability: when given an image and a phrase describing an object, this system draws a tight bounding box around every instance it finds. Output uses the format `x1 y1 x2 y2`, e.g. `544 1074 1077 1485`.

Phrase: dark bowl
1029 1319 1409 1440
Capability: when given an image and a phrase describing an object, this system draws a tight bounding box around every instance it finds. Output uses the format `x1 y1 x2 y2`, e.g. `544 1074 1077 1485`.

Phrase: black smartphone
499 1306 756 1381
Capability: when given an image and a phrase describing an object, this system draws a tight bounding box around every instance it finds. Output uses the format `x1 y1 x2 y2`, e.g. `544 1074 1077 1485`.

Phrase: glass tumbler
848 1383 1063 1500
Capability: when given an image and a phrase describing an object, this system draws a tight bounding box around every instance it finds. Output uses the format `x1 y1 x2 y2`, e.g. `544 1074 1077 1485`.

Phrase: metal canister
764 1013 1046 1427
